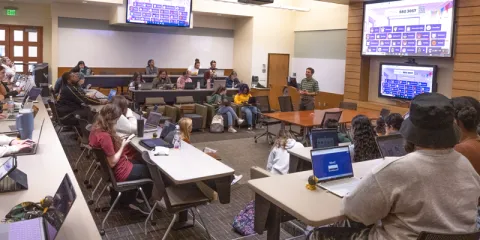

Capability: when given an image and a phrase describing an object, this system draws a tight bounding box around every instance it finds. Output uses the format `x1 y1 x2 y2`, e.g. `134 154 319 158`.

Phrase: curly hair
273 129 294 149
351 115 381 162
375 117 386 136
452 97 480 132
385 113 404 131
92 104 123 149
238 84 250 94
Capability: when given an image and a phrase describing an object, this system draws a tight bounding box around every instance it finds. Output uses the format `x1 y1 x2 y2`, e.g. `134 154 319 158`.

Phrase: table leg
172 210 194 230
289 155 299 174
300 126 310 146
266 203 282 240
254 193 270 235
203 175 232 204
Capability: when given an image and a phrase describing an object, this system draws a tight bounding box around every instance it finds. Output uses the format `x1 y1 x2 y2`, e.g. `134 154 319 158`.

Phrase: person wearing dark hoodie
266 129 304 175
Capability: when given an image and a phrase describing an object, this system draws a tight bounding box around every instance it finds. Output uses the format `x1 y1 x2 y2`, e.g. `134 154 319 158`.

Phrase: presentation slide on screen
380 65 434 100
126 0 192 27
362 0 454 57
312 148 353 181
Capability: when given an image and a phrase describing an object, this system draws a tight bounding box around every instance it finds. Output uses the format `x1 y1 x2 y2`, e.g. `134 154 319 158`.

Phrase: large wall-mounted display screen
126 0 192 28
362 0 455 57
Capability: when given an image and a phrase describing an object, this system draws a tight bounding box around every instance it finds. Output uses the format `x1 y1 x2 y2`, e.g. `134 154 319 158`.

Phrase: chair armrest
165 105 177 122
115 178 153 191
204 103 216 127
195 104 208 129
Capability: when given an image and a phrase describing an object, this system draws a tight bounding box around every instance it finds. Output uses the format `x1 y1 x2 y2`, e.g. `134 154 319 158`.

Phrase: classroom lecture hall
2 0 480 239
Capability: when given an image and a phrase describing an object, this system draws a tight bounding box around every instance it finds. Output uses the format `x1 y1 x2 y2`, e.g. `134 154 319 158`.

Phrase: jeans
241 106 258 126
218 106 238 126
113 161 153 205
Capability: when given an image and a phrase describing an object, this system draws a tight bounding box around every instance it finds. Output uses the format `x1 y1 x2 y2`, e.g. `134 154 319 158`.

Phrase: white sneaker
237 118 245 125
247 127 253 131
228 127 237 133
231 174 243 185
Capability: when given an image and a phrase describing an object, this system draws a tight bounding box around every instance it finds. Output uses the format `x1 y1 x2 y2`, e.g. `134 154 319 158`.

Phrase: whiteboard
58 28 234 68
292 57 346 94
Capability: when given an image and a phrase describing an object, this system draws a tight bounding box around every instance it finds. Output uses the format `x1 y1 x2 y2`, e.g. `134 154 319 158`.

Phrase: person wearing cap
312 93 480 239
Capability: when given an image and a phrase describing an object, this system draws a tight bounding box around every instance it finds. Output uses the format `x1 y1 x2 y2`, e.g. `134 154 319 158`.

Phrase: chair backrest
256 96 271 113
320 111 343 128
206 96 213 104
146 97 166 105
339 101 358 110
91 148 114 183
141 151 171 207
278 96 294 112
310 128 339 149
75 115 91 145
176 96 194 104
380 108 391 118
417 231 480 240
48 99 60 123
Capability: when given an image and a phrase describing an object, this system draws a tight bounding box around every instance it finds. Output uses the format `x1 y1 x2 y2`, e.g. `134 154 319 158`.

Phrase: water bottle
7 96 14 115
172 125 182 149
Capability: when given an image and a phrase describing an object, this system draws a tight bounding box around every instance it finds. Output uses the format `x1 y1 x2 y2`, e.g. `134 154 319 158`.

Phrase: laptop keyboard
9 218 43 240
0 177 19 192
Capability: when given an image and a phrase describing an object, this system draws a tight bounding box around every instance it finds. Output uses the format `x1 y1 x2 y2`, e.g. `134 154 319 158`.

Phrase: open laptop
310 146 360 197
140 83 153 90
198 69 208 76
0 156 28 192
6 118 45 156
184 82 196 90
310 129 339 149
160 120 176 139
375 134 407 158
215 69 225 77
144 112 163 133
5 100 35 121
0 174 77 240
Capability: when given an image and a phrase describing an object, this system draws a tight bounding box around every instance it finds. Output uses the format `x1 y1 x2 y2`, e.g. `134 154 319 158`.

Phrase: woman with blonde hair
266 129 303 175
178 117 193 143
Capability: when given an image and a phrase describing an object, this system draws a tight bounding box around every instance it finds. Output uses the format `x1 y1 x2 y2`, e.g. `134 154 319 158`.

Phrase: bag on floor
232 200 255 236
210 114 224 133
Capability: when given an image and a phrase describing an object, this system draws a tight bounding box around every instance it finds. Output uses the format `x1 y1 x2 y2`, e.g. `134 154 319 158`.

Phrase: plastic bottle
172 125 182 149
7 96 14 115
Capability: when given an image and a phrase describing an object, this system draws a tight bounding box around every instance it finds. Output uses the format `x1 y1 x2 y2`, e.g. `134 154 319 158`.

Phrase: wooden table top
263 108 380 127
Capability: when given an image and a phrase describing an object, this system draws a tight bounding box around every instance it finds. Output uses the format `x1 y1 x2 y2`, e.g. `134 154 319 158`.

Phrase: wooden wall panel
453 0 480 100
58 67 233 78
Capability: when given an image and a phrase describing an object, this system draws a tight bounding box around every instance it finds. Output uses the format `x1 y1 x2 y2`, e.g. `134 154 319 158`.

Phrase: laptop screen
44 174 77 240
310 129 339 149
146 112 162 126
107 89 117 101
311 146 353 181
376 134 407 158
0 157 15 181
28 88 42 100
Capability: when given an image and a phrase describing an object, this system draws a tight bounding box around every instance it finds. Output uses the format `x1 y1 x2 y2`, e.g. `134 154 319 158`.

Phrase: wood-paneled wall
57 67 233 78
452 1 480 99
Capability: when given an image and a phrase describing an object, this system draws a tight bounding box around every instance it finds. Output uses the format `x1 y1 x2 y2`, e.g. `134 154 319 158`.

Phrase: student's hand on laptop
0 113 6 119
11 139 34 146
17 143 33 152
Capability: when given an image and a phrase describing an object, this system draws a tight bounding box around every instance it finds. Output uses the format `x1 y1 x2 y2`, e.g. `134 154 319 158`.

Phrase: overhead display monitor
362 0 455 57
378 63 438 100
126 0 192 27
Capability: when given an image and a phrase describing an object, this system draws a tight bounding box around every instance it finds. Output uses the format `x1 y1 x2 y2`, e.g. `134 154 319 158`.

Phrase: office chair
254 96 281 144
141 152 212 240
174 96 208 130
92 148 153 236
48 99 74 134
416 231 480 240
278 96 301 138
339 101 358 110
319 111 343 128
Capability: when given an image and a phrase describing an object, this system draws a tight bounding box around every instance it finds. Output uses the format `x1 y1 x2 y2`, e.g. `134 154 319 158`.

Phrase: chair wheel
84 180 89 185
86 184 93 189
100 229 105 236
101 207 110 212
95 208 100 212
87 200 94 205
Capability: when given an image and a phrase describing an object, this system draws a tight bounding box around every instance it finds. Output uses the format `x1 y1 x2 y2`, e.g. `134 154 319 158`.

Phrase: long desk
288 144 349 173
248 159 384 240
0 99 101 239
131 88 239 104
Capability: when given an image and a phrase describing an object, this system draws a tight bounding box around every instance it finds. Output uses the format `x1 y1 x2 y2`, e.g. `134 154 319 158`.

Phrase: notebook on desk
311 146 360 198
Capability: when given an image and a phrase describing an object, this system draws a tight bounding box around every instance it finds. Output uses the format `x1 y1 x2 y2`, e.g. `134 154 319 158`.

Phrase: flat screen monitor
362 0 455 57
126 0 192 27
378 63 437 100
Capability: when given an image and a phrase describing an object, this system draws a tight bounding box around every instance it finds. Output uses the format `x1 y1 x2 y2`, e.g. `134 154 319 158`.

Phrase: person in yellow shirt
234 84 258 130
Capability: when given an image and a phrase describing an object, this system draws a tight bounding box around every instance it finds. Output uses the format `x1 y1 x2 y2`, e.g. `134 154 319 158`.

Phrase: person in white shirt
0 135 33 157
110 96 137 135
0 57 16 81
187 58 201 76
266 129 303 175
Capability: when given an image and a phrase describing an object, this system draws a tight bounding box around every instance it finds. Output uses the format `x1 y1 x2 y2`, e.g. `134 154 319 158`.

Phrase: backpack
210 114 224 133
232 200 255 236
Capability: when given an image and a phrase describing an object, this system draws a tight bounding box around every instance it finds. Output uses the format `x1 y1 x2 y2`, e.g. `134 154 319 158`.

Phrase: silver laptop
144 112 163 132
310 146 360 197
140 83 153 90
6 119 44 156
214 69 224 76
4 101 34 121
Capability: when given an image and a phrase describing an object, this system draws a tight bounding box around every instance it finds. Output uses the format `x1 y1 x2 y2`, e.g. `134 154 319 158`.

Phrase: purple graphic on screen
403 33 416 39
127 0 191 27
380 65 435 100
367 48 377 52
417 40 430 46
388 33 402 39
426 24 442 31
376 34 388 39
432 40 445 46
370 27 380 33
428 47 443 54
402 47 416 53
366 34 376 39
380 40 391 46
416 32 430 39
391 40 402 46
380 26 393 33
393 26 405 32
402 40 416 47
390 47 401 53
406 25 425 32
432 32 447 39
367 40 379 46
417 47 427 53
377 47 390 52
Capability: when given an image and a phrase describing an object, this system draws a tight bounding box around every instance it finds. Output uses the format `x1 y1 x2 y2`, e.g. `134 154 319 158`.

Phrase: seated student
75 72 87 94
0 66 9 100
179 117 192 143
110 96 137 135
453 96 480 174
55 67 80 95
312 93 480 240
208 86 244 133
384 113 404 135
0 57 15 82
225 71 240 88
57 71 105 125
152 70 171 88
128 72 145 89
349 115 381 162
187 59 201 76
324 119 350 143
266 129 304 175
176 71 192 90
234 84 259 131
89 104 152 214
145 59 158 75
0 135 33 157
374 117 386 136
76 61 91 76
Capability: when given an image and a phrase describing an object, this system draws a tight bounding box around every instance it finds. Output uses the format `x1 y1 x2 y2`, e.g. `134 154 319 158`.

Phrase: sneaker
231 174 243 185
129 202 150 215
247 126 253 131
255 125 264 129
237 118 245 125
228 127 237 133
